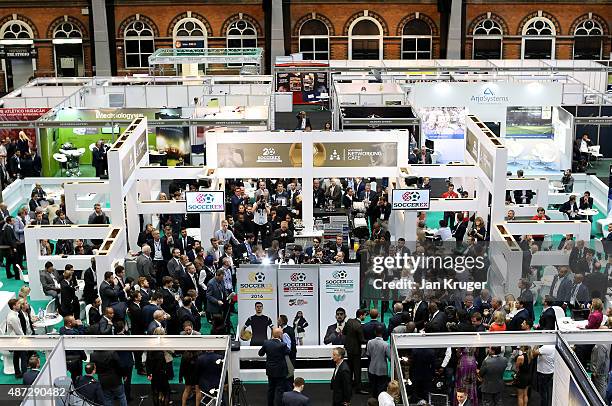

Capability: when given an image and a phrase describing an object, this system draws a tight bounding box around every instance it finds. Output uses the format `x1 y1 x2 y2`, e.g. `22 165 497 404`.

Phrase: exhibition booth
391 331 610 406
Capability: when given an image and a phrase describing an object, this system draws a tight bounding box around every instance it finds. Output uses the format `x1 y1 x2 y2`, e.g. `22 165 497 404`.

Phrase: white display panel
391 188 430 210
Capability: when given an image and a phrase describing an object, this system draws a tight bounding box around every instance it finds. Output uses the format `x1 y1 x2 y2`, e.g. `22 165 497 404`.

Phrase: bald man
259 327 290 406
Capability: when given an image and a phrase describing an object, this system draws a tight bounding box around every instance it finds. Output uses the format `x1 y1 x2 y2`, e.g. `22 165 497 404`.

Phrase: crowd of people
2 166 611 406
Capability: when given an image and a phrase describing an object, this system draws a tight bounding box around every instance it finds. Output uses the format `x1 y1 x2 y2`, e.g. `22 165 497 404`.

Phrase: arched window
53 22 82 39
349 17 383 60
521 17 555 59
227 19 257 49
124 19 154 68
299 19 329 60
401 19 432 60
0 20 34 40
53 21 84 77
573 19 603 60
472 18 502 59
173 17 207 49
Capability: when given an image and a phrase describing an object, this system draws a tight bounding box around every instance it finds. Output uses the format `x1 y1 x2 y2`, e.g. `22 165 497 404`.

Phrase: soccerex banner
277 265 320 345
318 265 361 344
236 265 278 346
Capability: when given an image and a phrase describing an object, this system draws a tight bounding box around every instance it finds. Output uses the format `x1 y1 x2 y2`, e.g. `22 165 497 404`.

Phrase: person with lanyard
214 219 240 247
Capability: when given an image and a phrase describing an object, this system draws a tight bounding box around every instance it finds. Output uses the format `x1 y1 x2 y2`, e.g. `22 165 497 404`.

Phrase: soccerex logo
332 269 347 279
402 191 420 201
195 193 215 204
248 272 266 283
290 272 307 282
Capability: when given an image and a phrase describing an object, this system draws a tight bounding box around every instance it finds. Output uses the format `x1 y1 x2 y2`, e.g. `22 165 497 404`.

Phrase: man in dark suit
22 355 40 385
82 258 97 305
456 387 473 406
75 363 105 406
569 240 588 271
99 272 118 310
295 111 312 130
579 191 594 210
160 276 179 333
362 308 386 341
312 179 326 209
479 346 508 406
196 351 223 398
147 229 171 286
279 315 297 366
409 148 419 164
424 302 447 333
386 303 406 337
324 308 347 345
147 310 167 335
507 300 530 331
98 307 115 335
411 293 429 331
538 297 557 330
127 291 146 375
343 309 367 394
180 263 199 296
90 350 127 405
177 228 195 255
357 183 377 204
282 377 310 406
8 149 21 179
327 235 349 263
569 273 590 308
548 266 573 305
206 270 228 318
2 216 20 279
91 140 108 178
330 347 352 406
258 328 290 406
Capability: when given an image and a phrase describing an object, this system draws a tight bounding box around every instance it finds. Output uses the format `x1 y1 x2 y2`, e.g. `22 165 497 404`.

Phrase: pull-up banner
318 265 361 345
236 265 278 347
277 265 320 345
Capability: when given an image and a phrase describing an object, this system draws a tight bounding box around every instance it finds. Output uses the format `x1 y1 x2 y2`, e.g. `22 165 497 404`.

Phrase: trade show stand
505 177 549 217
24 224 126 300
490 220 590 298
63 180 110 224
1 177 98 216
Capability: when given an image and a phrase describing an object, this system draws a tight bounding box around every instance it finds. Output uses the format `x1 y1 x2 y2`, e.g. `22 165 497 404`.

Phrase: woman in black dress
146 327 170 406
514 346 533 406
179 350 201 406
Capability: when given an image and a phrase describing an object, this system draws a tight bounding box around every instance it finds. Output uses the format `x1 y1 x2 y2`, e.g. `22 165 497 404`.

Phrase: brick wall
464 3 612 59
113 4 265 74
290 2 443 59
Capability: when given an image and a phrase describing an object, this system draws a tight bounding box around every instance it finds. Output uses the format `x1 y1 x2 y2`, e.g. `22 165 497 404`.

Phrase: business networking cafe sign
185 191 225 212
470 87 509 104
315 142 398 167
391 189 430 210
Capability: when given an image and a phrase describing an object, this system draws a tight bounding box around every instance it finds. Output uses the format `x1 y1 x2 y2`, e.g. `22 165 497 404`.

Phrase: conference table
578 208 599 217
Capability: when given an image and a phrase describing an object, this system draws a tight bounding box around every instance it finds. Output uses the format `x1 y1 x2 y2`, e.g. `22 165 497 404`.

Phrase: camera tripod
231 378 249 406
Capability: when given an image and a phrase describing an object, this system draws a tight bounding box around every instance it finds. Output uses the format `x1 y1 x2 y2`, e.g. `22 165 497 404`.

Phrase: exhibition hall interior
0 0 611 405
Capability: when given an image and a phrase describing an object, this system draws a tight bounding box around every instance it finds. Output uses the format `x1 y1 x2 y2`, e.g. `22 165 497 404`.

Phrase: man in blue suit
548 266 573 306
282 377 310 406
196 351 223 402
259 328 290 406
22 356 40 385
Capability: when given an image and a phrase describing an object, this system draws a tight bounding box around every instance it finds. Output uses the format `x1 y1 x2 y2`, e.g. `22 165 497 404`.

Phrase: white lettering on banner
95 111 145 120
256 147 282 163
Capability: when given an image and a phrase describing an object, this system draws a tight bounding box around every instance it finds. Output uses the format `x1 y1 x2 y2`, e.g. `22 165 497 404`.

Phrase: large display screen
506 106 554 139
185 191 225 213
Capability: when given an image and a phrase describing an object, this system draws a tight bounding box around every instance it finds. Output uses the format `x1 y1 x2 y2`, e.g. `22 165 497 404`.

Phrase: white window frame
348 17 383 61
298 19 329 61
52 21 84 77
521 16 556 60
400 20 432 60
472 18 503 59
573 19 603 60
226 19 257 67
124 19 155 69
0 19 34 40
173 17 207 48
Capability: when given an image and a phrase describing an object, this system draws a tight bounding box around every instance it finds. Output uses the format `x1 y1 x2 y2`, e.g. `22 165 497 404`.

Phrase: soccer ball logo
402 191 419 201
195 193 214 204
332 270 347 279
290 272 306 282
249 272 266 283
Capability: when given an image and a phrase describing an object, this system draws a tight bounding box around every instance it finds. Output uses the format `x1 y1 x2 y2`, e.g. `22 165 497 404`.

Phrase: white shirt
536 345 555 374
153 240 163 261
580 139 589 153
435 226 453 241
332 360 343 379
378 391 395 406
